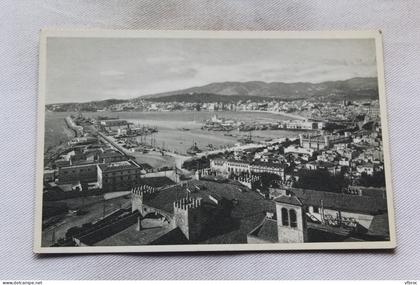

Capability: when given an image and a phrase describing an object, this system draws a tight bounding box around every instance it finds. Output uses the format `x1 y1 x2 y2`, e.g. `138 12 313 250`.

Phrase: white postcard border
34 29 396 253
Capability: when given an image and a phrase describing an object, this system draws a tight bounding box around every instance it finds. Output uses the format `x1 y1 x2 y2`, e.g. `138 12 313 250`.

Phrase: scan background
1 0 419 279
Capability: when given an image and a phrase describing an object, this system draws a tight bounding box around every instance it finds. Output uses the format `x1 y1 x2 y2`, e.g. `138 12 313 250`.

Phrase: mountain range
139 77 378 103
47 77 379 110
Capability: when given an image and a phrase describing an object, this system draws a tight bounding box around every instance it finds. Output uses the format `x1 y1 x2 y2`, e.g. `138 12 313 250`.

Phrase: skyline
46 37 377 104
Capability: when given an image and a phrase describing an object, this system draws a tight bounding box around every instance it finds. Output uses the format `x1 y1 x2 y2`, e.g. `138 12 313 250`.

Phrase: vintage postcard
34 30 396 253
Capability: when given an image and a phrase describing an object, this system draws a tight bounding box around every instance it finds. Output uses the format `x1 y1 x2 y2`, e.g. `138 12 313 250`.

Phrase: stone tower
173 197 204 242
131 185 157 215
274 193 308 243
131 187 144 213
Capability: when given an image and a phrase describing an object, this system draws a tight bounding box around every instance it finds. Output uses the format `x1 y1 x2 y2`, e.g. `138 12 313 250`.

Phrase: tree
254 172 281 194
295 169 349 193
358 171 385 187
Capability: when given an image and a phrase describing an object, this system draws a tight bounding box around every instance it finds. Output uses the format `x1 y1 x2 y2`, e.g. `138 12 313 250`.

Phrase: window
281 208 289 226
313 207 319 214
289 209 297 228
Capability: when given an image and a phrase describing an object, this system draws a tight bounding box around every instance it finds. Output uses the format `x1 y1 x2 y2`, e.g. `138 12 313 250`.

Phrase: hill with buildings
141 93 292 103
46 99 129 112
46 77 379 111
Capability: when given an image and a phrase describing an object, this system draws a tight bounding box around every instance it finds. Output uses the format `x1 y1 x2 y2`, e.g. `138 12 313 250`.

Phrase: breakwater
64 116 83 137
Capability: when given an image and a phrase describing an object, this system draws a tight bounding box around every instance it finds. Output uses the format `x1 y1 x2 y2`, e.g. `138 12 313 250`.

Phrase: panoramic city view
39 34 391 249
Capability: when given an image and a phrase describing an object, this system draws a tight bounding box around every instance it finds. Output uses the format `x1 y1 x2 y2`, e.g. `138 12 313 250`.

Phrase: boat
186 142 202 155
238 132 253 144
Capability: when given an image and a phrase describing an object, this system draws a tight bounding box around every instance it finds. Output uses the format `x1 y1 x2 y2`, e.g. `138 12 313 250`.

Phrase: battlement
173 196 205 241
173 197 203 211
131 184 157 196
131 184 158 213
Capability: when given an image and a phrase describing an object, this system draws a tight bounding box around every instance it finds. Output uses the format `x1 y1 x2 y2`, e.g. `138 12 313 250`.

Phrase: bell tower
274 193 308 243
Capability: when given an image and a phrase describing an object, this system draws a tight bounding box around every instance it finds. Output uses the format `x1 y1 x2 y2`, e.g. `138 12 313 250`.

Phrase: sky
46 37 377 104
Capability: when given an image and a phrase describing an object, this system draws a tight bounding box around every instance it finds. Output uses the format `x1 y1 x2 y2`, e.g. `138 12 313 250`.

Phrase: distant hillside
143 93 304 103
47 77 379 110
46 99 129 112
140 77 378 102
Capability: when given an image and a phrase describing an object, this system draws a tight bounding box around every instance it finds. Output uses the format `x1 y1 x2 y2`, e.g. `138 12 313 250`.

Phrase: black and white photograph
35 30 395 253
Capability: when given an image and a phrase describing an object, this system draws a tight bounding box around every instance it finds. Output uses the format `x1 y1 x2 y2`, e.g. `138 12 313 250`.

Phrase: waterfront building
99 119 129 127
57 163 100 185
209 159 285 178
300 133 351 150
99 149 127 163
249 161 285 178
68 136 97 146
280 120 323 130
299 133 329 150
284 145 315 157
97 160 142 191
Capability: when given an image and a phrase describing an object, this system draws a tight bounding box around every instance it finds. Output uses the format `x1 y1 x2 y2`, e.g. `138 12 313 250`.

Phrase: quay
97 132 134 159
64 116 83 137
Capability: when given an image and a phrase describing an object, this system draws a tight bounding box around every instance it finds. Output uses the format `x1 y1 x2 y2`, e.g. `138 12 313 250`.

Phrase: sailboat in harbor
186 141 202 155
238 131 253 144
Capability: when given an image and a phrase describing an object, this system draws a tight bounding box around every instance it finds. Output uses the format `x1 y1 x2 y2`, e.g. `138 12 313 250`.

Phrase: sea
45 111 302 154
44 112 76 151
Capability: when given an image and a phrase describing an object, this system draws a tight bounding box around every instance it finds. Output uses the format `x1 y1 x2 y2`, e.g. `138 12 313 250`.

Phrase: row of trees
250 168 386 194
295 169 386 192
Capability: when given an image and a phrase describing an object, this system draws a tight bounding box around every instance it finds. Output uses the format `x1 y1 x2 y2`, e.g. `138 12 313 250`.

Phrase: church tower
274 193 308 243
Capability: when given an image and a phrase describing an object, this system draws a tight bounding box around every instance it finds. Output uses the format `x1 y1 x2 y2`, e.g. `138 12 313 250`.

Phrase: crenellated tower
173 197 204 242
131 185 157 215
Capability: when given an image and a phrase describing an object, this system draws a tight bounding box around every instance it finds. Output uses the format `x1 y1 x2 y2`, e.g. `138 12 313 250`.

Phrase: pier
97 132 134 158
64 116 83 137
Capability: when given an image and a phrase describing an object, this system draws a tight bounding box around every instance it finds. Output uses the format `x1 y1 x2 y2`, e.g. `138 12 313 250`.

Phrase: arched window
289 209 298 228
281 208 289 226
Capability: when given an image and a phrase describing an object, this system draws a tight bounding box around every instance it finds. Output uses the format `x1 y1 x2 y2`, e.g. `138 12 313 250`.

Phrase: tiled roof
250 218 278 243
98 160 140 172
288 188 388 215
274 195 304 206
367 213 389 237
149 227 189 245
101 151 124 158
